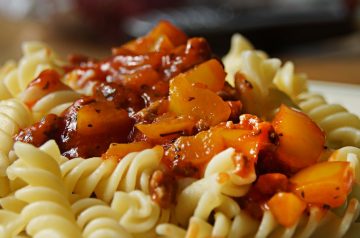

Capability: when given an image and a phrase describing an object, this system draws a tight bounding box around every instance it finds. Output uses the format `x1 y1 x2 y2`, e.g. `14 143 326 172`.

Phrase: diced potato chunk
290 161 354 208
268 192 306 227
183 59 225 92
169 74 230 126
77 100 133 136
272 105 325 173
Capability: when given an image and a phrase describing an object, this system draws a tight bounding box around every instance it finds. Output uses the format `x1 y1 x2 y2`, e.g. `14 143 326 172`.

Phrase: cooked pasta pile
0 21 360 238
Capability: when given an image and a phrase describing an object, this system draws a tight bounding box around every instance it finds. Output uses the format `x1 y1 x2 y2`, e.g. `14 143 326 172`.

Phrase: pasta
0 99 32 197
111 190 169 237
222 34 297 119
0 61 16 100
273 61 308 100
296 92 360 148
175 148 254 226
0 21 359 238
0 42 64 98
61 147 163 202
72 197 132 238
158 200 360 238
222 33 268 87
5 141 82 237
20 86 80 122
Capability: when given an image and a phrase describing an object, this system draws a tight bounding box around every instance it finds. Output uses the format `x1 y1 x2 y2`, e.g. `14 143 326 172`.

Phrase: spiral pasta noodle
273 61 308 100
0 42 65 98
4 141 82 237
223 34 299 119
72 197 132 238
111 190 169 237
222 33 268 87
158 199 360 238
61 146 164 202
0 99 32 197
296 92 360 148
23 89 81 122
174 148 255 226
0 61 16 100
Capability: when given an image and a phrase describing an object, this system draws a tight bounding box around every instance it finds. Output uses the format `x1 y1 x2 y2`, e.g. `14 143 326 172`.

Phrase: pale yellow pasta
20 89 80 122
273 61 308 100
0 99 32 197
158 200 360 238
296 92 360 148
236 50 281 99
72 197 132 238
111 190 169 237
0 41 77 122
4 141 82 237
0 42 64 97
0 194 28 213
0 61 16 100
223 34 297 119
0 210 24 238
61 146 163 202
175 148 255 226
222 33 268 87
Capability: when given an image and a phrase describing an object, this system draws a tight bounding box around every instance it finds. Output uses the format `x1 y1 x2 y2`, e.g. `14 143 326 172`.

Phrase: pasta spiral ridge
0 42 64 97
222 34 297 119
273 61 308 100
111 190 169 237
0 61 16 100
175 148 255 226
23 89 80 122
0 209 24 238
0 99 32 197
72 197 132 238
296 92 360 148
158 200 360 238
5 141 82 238
61 146 164 202
222 33 268 87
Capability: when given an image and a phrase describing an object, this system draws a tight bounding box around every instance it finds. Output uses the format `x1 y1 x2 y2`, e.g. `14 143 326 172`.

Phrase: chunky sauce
13 21 351 223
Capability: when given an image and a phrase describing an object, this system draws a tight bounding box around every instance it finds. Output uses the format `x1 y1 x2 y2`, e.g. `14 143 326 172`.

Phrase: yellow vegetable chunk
290 161 354 208
268 192 306 227
183 59 226 92
272 104 325 173
169 74 230 127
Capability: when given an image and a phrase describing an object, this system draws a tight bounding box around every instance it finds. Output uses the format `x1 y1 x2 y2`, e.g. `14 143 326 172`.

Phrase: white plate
309 80 360 116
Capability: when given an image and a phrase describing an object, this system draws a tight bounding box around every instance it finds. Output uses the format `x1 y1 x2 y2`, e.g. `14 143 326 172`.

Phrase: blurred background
0 0 359 84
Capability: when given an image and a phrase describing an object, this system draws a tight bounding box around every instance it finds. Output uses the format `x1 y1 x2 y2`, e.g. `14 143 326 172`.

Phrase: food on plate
0 21 360 238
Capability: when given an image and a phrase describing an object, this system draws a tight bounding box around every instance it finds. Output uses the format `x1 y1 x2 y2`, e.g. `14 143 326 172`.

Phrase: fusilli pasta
0 42 64 98
61 146 163 202
175 148 255 226
72 197 132 238
0 99 32 197
5 141 82 237
158 199 360 238
296 92 360 148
